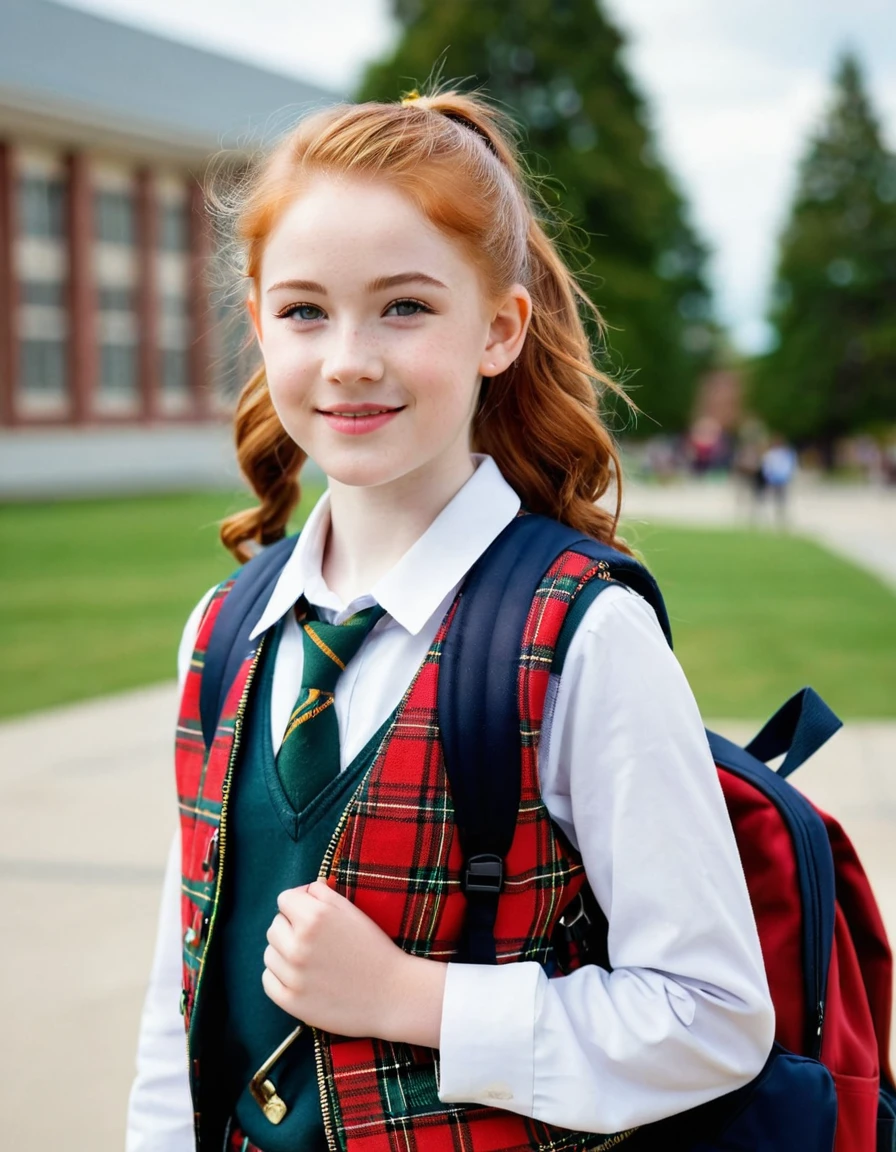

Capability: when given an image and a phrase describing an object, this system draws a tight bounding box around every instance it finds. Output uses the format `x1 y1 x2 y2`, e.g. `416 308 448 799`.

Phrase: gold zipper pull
248 1023 304 1125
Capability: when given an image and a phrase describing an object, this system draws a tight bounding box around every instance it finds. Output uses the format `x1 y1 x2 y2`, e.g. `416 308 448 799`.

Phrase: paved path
2 480 894 1149
618 476 896 588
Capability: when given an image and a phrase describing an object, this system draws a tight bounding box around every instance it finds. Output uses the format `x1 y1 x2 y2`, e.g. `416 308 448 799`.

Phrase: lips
317 404 404 416
317 405 405 436
320 408 397 418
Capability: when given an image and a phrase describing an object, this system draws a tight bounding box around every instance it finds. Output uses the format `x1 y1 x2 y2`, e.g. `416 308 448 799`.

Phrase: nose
321 323 384 386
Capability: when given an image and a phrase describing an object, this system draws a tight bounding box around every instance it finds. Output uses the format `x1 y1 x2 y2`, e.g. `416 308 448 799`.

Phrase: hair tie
398 90 499 157
441 111 499 156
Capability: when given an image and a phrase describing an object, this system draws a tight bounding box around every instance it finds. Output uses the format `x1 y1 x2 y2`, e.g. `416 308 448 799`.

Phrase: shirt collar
248 454 521 639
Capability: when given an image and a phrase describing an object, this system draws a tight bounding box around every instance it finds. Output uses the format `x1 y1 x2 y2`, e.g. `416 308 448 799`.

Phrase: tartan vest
175 546 627 1152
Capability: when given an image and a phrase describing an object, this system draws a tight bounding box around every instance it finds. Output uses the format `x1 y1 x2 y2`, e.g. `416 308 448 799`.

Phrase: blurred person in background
732 419 769 521
688 415 725 477
760 436 799 526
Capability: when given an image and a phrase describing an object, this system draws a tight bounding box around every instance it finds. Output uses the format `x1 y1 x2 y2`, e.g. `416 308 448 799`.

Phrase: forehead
259 176 475 287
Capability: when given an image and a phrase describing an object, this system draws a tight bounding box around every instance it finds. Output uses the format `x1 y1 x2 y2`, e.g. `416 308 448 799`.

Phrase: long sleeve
126 832 195 1152
126 589 214 1151
438 586 775 1132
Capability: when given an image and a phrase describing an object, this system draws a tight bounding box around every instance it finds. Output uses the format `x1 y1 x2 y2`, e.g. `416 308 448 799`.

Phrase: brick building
0 0 334 492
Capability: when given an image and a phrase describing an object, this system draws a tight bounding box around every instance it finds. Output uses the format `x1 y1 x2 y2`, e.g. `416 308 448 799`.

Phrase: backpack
199 513 896 1152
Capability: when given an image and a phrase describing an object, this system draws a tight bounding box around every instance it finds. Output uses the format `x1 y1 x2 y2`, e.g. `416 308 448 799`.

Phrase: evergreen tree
752 52 896 452
357 0 715 434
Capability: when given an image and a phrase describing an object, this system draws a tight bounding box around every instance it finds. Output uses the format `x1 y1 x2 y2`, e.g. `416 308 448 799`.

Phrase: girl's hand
262 880 446 1046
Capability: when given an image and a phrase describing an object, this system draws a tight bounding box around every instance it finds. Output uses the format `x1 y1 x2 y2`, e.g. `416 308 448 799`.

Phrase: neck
322 453 477 604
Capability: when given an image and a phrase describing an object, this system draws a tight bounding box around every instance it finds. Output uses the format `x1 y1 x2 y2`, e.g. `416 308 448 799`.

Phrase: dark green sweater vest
218 620 394 1151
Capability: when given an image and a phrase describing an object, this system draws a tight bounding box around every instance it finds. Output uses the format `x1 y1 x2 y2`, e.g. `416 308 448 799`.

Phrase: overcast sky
59 0 896 352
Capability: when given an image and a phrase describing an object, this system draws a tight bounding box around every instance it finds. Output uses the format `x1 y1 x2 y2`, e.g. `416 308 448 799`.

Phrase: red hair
216 91 632 561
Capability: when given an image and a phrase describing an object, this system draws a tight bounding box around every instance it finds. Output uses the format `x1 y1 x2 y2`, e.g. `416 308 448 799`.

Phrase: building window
19 338 67 404
15 153 70 416
161 346 189 395
20 175 66 238
93 171 139 414
100 343 137 395
98 286 134 312
155 179 192 414
95 189 135 246
158 291 189 411
159 200 188 252
21 281 66 307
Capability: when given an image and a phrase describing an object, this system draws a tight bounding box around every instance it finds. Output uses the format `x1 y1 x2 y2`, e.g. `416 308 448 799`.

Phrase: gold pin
248 1023 304 1125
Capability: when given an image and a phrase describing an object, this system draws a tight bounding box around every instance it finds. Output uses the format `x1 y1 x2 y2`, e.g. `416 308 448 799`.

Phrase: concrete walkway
619 475 896 588
2 479 895 1149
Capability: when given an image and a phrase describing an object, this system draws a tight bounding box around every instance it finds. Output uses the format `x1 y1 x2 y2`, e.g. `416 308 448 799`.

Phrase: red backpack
713 714 894 1150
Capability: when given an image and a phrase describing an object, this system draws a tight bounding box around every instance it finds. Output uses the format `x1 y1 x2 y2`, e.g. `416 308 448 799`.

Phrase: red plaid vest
176 546 628 1151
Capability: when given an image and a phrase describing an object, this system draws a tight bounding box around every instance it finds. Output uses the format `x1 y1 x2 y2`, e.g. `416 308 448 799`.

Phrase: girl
127 91 774 1152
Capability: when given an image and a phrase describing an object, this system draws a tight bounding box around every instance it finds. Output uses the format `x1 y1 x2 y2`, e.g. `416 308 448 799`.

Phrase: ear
480 284 532 377
247 292 263 346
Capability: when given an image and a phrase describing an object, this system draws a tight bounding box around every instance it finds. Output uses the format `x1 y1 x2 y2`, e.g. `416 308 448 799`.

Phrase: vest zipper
187 637 265 1139
311 768 376 1152
592 1130 636 1150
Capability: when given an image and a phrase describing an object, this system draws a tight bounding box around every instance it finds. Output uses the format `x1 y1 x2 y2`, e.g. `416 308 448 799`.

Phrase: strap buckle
462 853 504 895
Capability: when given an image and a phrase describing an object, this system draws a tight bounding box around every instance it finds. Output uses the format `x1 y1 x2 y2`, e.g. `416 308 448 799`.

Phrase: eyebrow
266 272 449 295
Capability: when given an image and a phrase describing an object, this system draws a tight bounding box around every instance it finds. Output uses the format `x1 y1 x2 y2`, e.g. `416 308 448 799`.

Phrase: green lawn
0 486 323 719
1 493 894 720
625 522 896 719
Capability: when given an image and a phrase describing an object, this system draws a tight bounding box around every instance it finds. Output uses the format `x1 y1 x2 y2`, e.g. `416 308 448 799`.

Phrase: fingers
263 939 299 989
277 879 339 915
265 887 336 974
265 913 300 963
261 964 294 1014
276 884 312 923
266 911 294 952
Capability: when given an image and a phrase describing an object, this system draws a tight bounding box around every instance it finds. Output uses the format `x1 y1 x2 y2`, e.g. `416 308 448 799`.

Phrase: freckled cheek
263 339 318 403
399 339 482 409
409 374 480 429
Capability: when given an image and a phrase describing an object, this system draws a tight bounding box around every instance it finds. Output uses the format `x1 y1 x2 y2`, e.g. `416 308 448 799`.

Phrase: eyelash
275 298 434 322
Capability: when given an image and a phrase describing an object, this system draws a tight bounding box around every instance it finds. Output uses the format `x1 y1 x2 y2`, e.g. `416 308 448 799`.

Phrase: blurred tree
357 0 716 434
751 52 896 458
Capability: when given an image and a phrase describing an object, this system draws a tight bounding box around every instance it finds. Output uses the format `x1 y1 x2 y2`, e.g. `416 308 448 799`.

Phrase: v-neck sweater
218 620 396 1151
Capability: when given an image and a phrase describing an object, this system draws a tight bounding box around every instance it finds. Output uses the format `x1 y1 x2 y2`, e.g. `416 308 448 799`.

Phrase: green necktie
276 603 385 811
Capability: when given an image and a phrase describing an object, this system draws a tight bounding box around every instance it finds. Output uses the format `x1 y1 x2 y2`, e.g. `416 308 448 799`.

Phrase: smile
326 409 394 417
318 407 405 436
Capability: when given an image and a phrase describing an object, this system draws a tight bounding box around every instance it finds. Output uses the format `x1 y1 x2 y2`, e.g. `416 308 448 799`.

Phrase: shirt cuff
438 960 542 1113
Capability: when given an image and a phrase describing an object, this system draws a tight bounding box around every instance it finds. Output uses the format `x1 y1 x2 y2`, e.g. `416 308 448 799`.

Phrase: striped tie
276 603 385 811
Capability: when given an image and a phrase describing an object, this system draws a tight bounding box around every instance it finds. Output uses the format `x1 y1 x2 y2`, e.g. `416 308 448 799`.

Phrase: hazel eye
385 298 431 318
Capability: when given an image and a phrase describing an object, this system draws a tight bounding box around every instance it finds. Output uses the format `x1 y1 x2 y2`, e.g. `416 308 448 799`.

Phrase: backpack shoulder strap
199 534 297 752
438 512 669 963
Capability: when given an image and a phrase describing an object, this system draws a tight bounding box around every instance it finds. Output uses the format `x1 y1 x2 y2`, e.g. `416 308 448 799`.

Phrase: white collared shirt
126 456 773 1151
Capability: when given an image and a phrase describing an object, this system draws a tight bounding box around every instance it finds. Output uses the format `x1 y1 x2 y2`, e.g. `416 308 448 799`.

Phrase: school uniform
127 454 774 1152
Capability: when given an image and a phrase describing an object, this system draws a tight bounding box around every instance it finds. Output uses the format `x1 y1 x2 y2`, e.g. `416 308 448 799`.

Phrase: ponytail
220 367 304 562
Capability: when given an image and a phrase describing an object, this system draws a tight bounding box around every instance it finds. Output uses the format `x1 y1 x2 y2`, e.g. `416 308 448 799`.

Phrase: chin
315 452 410 491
